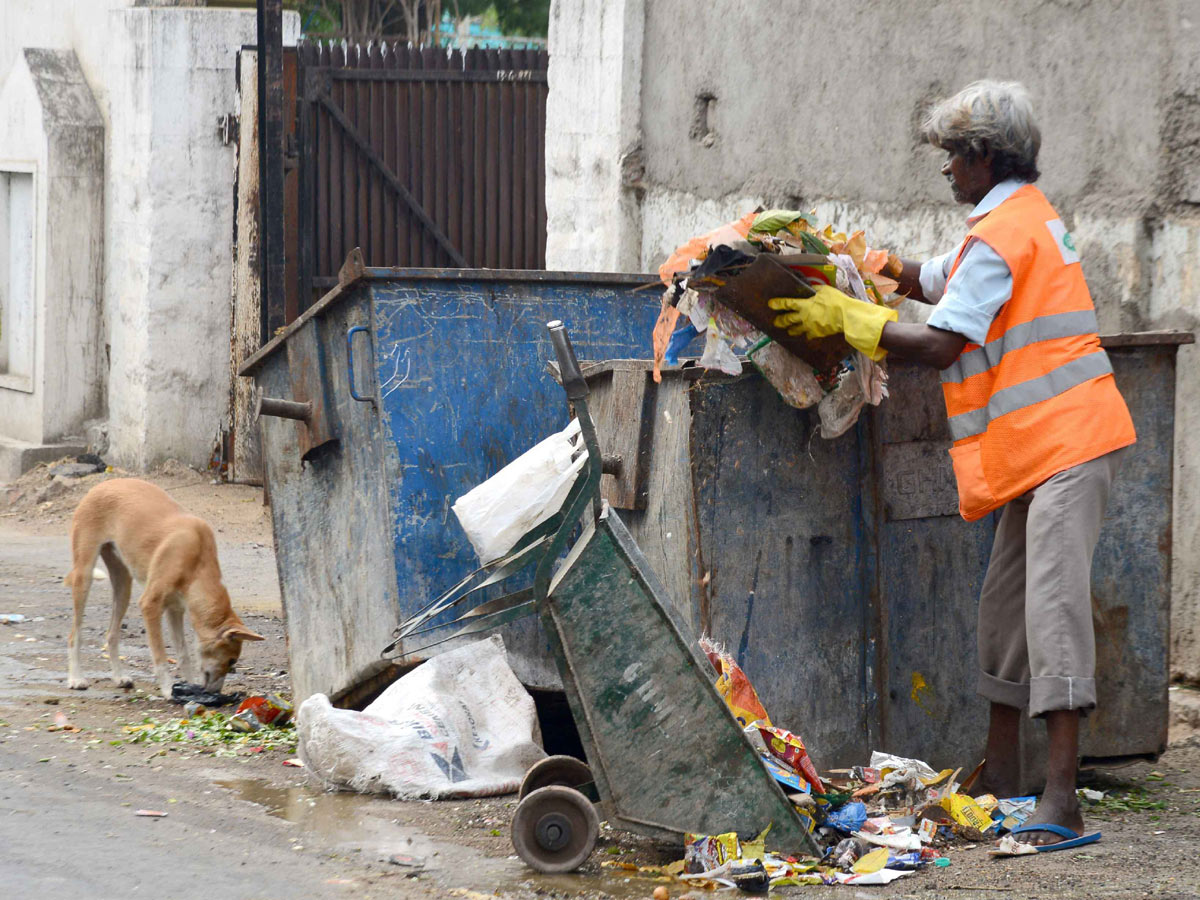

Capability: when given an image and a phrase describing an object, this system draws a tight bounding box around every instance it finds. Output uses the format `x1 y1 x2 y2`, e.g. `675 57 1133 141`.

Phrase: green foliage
493 0 550 36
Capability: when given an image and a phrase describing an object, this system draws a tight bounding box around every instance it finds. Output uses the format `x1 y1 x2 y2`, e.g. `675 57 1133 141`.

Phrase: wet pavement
6 515 1200 899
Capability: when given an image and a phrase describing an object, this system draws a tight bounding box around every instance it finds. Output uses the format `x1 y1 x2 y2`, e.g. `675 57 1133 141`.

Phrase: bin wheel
519 754 594 800
510 785 599 873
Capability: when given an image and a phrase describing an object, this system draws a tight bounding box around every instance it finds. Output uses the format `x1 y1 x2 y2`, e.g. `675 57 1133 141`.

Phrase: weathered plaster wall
0 2 299 470
546 0 1200 678
0 49 104 446
104 7 258 468
544 0 644 271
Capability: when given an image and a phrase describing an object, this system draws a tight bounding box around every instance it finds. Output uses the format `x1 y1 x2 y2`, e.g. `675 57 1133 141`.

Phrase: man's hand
768 285 898 361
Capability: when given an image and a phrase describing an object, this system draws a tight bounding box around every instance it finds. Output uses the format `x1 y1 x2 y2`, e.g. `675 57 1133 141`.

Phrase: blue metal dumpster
579 332 1191 786
238 258 662 704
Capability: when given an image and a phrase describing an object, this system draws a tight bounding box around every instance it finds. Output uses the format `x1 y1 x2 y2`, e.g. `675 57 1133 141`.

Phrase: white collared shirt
921 179 1029 344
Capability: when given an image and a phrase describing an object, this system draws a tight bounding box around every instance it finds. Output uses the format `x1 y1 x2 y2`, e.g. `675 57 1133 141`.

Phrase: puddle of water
215 779 414 850
215 778 680 900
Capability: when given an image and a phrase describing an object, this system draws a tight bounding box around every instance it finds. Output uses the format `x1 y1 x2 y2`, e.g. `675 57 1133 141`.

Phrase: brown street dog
64 478 264 698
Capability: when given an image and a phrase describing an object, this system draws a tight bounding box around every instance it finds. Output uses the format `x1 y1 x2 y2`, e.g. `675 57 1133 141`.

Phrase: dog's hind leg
66 534 101 690
99 544 134 688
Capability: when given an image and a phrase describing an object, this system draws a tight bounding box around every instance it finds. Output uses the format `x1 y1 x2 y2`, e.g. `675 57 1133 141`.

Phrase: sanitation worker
769 80 1135 850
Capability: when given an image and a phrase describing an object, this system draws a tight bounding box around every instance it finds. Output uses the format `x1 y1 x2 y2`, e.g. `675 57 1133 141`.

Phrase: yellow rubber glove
768 284 898 361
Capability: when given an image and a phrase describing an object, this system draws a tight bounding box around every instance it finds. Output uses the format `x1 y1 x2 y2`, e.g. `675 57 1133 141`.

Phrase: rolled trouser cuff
978 669 1030 709
1029 675 1096 717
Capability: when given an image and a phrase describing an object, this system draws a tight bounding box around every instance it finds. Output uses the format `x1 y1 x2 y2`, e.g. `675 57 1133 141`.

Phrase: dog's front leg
139 587 174 699
166 604 197 683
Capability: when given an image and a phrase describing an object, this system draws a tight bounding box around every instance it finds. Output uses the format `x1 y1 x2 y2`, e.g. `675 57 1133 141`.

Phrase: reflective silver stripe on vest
941 309 1100 385
946 350 1114 441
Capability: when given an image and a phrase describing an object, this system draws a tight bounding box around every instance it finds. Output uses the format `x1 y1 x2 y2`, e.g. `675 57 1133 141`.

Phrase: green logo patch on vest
1045 218 1080 265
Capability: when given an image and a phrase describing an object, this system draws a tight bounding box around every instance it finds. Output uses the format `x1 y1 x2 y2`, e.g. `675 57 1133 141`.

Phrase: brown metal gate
293 42 549 313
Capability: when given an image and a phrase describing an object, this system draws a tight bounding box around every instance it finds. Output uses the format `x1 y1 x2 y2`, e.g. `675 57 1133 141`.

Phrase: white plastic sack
296 635 546 799
452 418 587 564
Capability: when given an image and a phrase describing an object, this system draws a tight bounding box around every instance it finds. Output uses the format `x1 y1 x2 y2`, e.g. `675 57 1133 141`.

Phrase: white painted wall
544 0 644 272
0 2 300 470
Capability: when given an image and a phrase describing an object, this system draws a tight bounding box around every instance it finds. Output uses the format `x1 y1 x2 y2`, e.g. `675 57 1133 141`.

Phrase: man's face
941 148 994 206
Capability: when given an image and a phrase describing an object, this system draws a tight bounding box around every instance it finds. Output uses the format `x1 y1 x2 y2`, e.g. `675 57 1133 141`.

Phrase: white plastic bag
699 317 743 375
296 635 546 799
452 419 587 564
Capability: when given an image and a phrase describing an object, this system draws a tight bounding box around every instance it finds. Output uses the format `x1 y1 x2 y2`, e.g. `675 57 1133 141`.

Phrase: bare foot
1014 788 1086 846
976 762 1021 800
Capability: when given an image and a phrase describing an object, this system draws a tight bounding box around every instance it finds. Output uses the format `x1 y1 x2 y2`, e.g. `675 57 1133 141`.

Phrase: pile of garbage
652 210 902 437
691 639 1040 888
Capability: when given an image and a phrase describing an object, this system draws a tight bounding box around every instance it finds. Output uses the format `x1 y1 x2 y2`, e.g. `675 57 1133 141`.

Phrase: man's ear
224 624 266 642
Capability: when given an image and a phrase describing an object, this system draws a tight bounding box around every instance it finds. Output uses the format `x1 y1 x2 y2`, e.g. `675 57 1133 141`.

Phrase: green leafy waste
122 712 297 754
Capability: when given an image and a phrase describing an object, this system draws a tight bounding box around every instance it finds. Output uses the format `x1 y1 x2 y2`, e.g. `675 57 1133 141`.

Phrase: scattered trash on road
123 705 296 755
135 809 168 818
0 614 26 624
236 694 293 726
170 681 242 707
386 853 426 875
47 711 81 733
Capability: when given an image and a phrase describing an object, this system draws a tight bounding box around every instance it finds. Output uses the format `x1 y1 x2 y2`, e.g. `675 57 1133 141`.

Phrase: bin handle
547 319 588 400
346 325 375 404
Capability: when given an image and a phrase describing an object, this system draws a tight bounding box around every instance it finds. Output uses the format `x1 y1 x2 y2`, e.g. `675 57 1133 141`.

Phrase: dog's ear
224 624 266 642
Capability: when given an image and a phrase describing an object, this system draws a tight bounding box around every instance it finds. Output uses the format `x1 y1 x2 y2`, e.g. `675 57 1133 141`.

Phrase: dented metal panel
242 270 660 703
582 338 1184 781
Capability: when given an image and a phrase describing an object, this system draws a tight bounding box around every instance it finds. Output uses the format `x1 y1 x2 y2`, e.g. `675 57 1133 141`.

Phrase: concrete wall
545 0 1200 679
103 7 258 468
544 0 644 271
0 49 105 446
0 2 300 471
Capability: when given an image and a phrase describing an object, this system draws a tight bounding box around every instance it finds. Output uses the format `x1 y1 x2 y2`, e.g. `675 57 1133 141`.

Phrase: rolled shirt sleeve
919 248 957 302
925 239 1013 345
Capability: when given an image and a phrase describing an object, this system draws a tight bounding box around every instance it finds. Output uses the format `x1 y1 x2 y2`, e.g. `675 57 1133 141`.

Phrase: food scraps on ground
122 709 297 755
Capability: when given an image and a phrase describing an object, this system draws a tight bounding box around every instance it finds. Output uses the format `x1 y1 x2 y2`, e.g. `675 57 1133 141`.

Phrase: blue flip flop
1009 822 1101 852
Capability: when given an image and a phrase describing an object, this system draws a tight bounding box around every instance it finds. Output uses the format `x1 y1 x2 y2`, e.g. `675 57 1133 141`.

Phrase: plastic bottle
832 836 868 870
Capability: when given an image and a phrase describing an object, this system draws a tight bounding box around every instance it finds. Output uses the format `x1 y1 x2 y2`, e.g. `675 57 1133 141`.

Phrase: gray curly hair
922 80 1041 182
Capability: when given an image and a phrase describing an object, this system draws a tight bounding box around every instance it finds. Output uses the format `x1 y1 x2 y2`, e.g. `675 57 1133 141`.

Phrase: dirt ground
3 463 1200 899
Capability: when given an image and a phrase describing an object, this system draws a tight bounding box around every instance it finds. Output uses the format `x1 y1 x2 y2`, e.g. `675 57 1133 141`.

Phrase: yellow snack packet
940 793 994 831
852 847 890 874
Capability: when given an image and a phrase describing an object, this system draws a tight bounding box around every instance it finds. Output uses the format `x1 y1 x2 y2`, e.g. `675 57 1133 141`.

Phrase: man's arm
878 321 968 370
889 257 937 304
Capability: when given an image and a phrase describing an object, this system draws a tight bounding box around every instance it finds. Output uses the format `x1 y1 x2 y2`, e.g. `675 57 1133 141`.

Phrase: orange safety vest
940 184 1136 521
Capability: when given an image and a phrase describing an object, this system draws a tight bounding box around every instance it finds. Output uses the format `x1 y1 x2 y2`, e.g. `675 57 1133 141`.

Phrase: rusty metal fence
293 41 549 313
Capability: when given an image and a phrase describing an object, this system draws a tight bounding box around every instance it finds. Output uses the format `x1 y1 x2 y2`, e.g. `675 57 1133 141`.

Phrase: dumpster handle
548 320 588 400
346 326 376 404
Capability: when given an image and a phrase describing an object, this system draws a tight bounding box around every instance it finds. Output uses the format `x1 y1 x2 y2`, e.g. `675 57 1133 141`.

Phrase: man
771 80 1136 850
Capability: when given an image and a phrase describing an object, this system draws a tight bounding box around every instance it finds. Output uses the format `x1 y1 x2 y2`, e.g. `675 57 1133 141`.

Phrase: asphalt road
4 517 1200 900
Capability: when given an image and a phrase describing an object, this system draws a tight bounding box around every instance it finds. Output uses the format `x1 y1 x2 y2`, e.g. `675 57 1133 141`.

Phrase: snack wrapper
700 637 772 728
758 724 824 793
684 831 740 873
940 793 996 832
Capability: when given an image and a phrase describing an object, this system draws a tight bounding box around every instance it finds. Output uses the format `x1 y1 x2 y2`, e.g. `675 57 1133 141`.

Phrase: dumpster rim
238 268 663 377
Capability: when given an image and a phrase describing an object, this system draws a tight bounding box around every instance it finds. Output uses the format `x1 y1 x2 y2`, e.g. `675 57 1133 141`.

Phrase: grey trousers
976 448 1126 717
